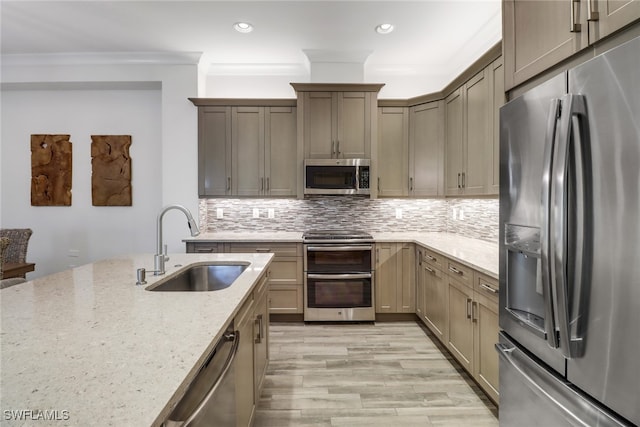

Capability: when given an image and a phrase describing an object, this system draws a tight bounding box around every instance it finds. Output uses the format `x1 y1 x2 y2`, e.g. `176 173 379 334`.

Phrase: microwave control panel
359 166 370 189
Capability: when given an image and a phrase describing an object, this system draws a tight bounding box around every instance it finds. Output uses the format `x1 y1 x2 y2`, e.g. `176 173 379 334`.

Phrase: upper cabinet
292 84 383 160
409 101 445 197
503 0 640 90
445 69 491 196
192 100 297 197
377 106 409 197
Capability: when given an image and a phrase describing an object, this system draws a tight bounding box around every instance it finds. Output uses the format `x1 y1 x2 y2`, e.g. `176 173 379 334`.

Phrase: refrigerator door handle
541 98 562 349
552 94 589 359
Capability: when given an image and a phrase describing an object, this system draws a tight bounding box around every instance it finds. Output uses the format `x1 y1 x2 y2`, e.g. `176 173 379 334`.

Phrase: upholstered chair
0 236 27 289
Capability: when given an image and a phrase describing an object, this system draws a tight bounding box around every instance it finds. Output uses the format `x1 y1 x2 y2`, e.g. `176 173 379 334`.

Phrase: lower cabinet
187 241 303 315
415 244 500 404
375 242 415 313
235 272 270 427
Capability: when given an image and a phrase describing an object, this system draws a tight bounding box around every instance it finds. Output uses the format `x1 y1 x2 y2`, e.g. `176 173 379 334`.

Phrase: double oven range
302 229 375 322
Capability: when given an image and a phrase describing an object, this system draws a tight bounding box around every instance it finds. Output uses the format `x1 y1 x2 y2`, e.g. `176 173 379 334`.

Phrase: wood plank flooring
254 321 498 427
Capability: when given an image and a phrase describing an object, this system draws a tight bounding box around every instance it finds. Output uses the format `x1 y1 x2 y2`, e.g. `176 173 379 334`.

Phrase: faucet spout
154 204 200 275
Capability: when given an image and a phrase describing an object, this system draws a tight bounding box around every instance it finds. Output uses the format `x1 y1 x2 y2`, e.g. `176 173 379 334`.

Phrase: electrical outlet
395 208 403 219
268 208 275 219
459 209 465 220
253 208 260 218
216 208 224 219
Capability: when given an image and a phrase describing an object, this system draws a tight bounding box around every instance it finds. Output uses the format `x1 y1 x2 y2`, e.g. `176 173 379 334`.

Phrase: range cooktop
302 229 373 242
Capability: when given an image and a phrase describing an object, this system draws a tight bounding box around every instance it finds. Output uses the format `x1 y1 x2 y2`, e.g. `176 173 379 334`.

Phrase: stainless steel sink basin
147 263 249 292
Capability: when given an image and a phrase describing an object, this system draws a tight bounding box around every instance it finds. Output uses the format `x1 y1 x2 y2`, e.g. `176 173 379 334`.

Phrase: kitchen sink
146 263 249 292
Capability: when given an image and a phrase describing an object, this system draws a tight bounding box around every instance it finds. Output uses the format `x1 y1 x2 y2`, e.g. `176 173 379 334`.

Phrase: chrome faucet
154 204 200 275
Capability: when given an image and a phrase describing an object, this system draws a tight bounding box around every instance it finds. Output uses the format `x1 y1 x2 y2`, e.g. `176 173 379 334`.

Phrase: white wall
1 55 200 279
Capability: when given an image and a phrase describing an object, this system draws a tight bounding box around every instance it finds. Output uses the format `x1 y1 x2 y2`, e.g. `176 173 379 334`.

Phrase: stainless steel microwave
304 159 370 195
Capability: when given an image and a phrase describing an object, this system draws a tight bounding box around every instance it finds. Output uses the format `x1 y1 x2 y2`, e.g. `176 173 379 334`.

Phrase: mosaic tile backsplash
200 196 498 242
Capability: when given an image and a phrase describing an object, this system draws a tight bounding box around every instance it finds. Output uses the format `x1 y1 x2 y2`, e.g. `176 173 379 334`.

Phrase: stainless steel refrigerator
498 35 640 427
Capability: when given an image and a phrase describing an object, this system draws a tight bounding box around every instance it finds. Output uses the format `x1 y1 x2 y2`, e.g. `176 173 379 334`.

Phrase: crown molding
1 52 202 67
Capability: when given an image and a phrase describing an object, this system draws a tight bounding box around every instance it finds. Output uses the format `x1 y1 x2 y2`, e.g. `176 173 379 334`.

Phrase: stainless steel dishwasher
163 323 239 427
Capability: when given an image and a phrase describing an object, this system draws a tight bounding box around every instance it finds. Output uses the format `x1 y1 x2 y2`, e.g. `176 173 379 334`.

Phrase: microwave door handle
541 98 561 349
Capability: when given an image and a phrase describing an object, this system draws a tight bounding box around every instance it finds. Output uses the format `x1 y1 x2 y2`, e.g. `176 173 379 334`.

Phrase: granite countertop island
187 231 498 278
0 252 273 427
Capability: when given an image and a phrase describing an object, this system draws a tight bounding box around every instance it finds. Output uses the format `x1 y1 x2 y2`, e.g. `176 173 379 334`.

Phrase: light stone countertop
186 231 498 278
0 252 273 427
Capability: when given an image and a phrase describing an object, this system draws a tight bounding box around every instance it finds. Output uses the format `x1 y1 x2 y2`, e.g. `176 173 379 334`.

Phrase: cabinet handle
332 141 336 158
376 248 380 265
261 177 264 191
378 177 381 191
255 248 271 253
570 0 582 32
466 298 473 319
336 140 340 157
462 172 466 188
410 177 414 191
255 314 264 344
266 177 270 191
457 173 461 188
196 248 215 253
472 301 478 323
449 265 463 275
425 266 435 274
587 0 599 20
227 177 231 191
418 250 422 266
480 283 498 294
426 254 436 262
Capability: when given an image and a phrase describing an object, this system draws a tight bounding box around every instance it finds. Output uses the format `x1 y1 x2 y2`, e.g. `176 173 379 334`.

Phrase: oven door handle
306 246 373 252
307 273 372 280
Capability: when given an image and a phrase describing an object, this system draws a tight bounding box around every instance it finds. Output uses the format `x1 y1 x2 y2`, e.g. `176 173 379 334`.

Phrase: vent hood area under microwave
304 159 370 195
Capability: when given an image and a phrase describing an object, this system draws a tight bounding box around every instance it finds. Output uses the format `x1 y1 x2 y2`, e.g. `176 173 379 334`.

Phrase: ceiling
0 0 502 97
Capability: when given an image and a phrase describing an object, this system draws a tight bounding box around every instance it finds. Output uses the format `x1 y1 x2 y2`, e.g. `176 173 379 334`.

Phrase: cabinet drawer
422 248 445 271
474 272 499 302
269 257 303 285
268 284 303 314
185 242 222 253
446 258 473 288
226 242 302 257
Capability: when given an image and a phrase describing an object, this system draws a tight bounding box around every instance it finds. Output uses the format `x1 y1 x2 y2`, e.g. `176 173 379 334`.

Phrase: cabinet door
590 0 640 42
253 277 269 400
445 88 464 195
375 243 398 313
236 299 255 427
265 106 297 196
232 107 265 196
424 263 447 343
377 107 409 197
473 291 499 403
463 70 490 195
199 106 231 196
303 92 335 158
337 92 370 159
447 278 474 373
409 101 444 196
398 243 415 313
416 249 426 321
269 284 303 314
503 0 589 89
489 57 505 195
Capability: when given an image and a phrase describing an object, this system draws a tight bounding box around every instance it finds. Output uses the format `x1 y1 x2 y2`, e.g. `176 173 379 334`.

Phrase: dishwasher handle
175 331 240 427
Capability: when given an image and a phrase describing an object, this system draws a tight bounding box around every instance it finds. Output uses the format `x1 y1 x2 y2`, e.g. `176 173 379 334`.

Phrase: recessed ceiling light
375 23 394 34
233 22 253 33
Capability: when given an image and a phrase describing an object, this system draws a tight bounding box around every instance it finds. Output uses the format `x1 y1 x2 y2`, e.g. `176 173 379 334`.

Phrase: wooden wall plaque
31 134 73 206
91 135 132 206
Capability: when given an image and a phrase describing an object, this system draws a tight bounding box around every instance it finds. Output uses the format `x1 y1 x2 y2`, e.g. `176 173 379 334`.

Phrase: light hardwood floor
254 321 498 427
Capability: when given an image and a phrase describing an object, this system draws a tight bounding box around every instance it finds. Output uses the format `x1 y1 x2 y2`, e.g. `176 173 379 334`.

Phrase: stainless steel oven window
306 275 372 308
305 245 373 273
